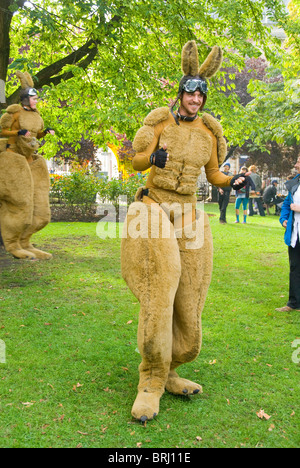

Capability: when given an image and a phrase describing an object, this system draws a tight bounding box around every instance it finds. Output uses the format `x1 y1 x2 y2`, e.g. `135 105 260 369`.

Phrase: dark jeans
249 197 265 216
288 240 300 309
218 190 231 222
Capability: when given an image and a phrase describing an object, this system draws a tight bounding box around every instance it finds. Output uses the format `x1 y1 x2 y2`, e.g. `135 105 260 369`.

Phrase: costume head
16 71 38 109
174 40 223 113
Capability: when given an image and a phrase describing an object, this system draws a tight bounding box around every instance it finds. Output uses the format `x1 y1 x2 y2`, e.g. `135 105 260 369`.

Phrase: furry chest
154 124 212 195
19 109 44 136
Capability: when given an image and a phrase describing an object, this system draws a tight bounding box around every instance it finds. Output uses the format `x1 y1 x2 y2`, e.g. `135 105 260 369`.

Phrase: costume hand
230 172 251 190
150 144 169 168
18 129 31 137
45 127 55 136
291 203 300 213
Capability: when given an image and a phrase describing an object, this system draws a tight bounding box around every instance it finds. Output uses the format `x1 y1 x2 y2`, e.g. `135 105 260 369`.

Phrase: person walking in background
235 166 256 224
276 157 300 312
248 165 265 217
218 162 232 224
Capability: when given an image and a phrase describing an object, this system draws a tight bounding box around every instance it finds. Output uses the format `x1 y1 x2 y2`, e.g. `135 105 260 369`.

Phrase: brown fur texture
181 40 199 76
181 41 223 79
121 204 213 419
133 125 155 153
16 70 34 89
202 113 227 165
199 45 223 78
153 123 212 195
0 104 51 260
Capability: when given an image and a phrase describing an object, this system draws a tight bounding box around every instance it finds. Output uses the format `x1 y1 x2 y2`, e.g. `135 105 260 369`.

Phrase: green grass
0 203 299 448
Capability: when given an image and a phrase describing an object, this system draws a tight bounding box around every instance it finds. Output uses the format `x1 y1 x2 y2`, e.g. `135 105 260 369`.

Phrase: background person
235 166 255 224
248 165 265 217
276 157 300 312
217 162 232 224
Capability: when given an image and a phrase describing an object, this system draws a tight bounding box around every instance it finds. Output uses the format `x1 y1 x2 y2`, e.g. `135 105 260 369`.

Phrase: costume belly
153 123 212 196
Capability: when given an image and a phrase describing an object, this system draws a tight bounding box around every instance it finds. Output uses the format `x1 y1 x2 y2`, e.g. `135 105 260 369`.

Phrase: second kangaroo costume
121 41 245 422
0 71 53 260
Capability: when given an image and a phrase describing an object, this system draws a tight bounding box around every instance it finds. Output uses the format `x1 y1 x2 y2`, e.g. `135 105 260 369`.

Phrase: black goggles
182 79 208 95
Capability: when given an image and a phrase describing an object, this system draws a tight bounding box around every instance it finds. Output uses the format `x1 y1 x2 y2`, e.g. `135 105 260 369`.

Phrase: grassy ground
0 203 299 448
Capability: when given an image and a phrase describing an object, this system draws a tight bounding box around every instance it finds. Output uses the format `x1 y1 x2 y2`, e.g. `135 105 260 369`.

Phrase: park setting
0 0 299 450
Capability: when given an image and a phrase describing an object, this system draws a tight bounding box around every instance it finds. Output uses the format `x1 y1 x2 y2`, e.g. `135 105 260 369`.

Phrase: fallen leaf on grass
256 409 271 420
209 359 217 365
78 431 88 435
196 436 202 442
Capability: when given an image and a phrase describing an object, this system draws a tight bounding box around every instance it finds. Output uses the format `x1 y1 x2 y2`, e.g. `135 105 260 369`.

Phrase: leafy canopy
5 0 293 155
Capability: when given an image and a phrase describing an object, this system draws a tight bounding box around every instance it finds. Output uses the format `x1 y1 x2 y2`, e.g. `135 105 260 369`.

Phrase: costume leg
19 156 52 260
166 211 213 395
121 201 181 420
0 151 36 259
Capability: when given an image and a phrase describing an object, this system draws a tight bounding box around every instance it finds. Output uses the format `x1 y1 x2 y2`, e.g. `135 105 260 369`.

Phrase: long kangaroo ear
181 40 199 76
198 46 223 78
16 70 35 89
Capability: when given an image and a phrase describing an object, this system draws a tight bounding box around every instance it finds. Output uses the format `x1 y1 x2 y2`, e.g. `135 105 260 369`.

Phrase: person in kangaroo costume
121 41 248 422
0 71 54 260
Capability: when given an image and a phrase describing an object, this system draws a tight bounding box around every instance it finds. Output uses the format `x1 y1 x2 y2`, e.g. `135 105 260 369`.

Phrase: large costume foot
165 371 203 396
21 246 52 260
131 391 162 422
10 248 37 260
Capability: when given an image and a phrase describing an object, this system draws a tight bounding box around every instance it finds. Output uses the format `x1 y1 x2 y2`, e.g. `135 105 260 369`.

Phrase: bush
50 167 146 222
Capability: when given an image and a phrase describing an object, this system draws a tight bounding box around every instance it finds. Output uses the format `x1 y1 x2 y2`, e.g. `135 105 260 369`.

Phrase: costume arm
132 123 163 172
0 128 19 137
205 138 232 188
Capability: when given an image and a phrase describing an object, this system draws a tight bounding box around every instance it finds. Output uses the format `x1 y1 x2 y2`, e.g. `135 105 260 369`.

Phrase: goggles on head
27 88 38 97
181 78 208 95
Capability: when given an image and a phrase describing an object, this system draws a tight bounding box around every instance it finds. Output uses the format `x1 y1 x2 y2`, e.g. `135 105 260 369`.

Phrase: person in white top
276 157 300 312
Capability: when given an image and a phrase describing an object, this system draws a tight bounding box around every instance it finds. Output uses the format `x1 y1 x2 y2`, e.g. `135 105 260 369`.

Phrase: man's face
180 91 204 117
294 157 300 174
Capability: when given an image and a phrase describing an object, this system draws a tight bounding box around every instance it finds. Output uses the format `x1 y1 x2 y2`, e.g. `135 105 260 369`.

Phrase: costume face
179 91 204 117
29 95 38 110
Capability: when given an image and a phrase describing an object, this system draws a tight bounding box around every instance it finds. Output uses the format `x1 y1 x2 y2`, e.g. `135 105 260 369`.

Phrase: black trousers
218 190 231 222
249 197 265 216
288 240 300 309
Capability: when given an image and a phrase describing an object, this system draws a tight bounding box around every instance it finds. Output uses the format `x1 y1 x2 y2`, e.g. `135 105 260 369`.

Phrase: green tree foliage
1 0 292 157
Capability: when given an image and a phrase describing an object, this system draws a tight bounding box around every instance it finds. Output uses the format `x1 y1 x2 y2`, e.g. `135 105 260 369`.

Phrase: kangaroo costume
0 71 53 260
121 41 246 422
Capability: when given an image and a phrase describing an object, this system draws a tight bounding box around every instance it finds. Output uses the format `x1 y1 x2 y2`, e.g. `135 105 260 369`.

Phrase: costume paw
166 371 203 396
22 246 52 260
11 249 37 260
131 391 161 422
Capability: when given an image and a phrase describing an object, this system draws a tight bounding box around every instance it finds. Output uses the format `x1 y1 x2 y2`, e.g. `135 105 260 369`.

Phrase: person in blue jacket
276 157 300 312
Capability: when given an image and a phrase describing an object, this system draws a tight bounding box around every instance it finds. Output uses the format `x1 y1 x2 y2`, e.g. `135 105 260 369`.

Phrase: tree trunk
0 0 13 110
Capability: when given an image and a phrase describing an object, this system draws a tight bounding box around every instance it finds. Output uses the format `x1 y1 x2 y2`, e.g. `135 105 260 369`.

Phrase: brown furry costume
121 41 233 422
0 71 52 260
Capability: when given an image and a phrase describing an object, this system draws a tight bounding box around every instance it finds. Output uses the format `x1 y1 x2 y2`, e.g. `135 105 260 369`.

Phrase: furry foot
21 246 52 260
131 391 161 422
165 371 203 396
10 249 37 260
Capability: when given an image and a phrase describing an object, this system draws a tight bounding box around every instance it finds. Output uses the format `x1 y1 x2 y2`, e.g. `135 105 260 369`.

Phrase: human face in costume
179 91 204 118
29 95 38 110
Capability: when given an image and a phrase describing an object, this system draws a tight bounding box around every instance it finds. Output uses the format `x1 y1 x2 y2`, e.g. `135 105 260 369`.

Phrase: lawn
0 203 299 448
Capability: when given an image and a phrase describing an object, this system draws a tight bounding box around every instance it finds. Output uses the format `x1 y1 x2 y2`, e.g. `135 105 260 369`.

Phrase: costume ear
16 70 34 89
198 46 223 78
181 40 199 76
